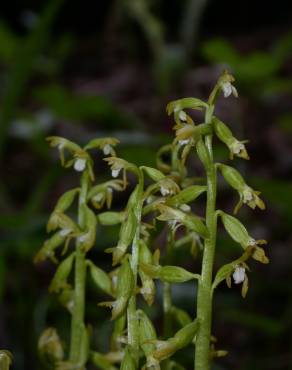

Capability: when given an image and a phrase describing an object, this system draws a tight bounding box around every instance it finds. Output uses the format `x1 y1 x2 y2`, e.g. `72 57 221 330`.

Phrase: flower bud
196 139 210 167
108 208 137 266
139 240 155 305
120 347 135 370
141 166 165 182
97 211 126 226
49 252 75 293
99 259 134 320
152 320 199 361
138 309 157 357
38 328 64 365
218 164 245 191
88 261 113 296
166 185 206 208
220 212 250 247
140 263 197 283
173 319 200 348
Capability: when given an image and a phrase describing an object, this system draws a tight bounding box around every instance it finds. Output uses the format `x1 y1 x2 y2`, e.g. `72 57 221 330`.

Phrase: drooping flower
218 71 238 98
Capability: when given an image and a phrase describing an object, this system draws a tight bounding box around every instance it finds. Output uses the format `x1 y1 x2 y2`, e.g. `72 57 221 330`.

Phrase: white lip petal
178 139 190 146
222 82 233 98
160 186 170 196
74 158 86 172
112 168 121 178
180 204 191 212
59 228 71 237
233 266 245 284
103 144 112 155
231 141 244 154
179 111 187 121
93 193 104 202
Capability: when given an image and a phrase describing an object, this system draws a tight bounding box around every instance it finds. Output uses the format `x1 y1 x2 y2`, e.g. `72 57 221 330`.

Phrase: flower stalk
69 171 89 363
194 102 217 370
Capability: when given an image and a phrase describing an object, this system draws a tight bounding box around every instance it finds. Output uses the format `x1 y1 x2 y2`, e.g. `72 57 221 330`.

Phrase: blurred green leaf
222 309 284 336
0 21 19 63
34 85 139 128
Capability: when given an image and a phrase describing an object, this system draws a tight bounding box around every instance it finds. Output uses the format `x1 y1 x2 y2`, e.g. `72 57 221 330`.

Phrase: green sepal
138 309 157 357
120 347 136 370
166 185 206 208
166 98 208 115
97 211 126 226
140 166 165 182
140 263 199 283
87 260 113 296
49 252 75 293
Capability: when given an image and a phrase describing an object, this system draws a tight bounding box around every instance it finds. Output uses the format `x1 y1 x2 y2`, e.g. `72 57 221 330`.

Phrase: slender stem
69 171 89 363
195 105 217 370
163 226 174 337
127 173 144 367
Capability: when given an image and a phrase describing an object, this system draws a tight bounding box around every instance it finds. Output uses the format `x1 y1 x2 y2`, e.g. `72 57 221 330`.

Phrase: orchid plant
35 71 268 370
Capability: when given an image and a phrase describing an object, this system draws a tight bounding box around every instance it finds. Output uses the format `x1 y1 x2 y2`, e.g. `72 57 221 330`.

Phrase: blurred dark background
0 1 292 369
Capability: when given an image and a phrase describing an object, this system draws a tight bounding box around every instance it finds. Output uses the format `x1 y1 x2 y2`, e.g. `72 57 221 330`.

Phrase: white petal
103 144 112 155
93 193 104 202
78 233 87 243
233 266 245 284
160 186 170 196
74 158 86 172
59 228 71 237
231 141 244 154
248 238 256 246
243 187 253 202
112 168 121 178
222 82 232 98
180 204 191 212
232 85 238 98
178 139 190 146
179 111 187 121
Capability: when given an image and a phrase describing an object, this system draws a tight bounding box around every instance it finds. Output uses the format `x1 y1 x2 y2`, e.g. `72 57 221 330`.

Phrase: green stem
69 171 89 363
163 226 175 337
195 105 217 370
127 173 144 367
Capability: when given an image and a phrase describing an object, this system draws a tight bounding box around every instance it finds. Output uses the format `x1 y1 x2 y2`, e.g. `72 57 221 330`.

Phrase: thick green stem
195 106 217 370
69 172 89 363
127 174 144 367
